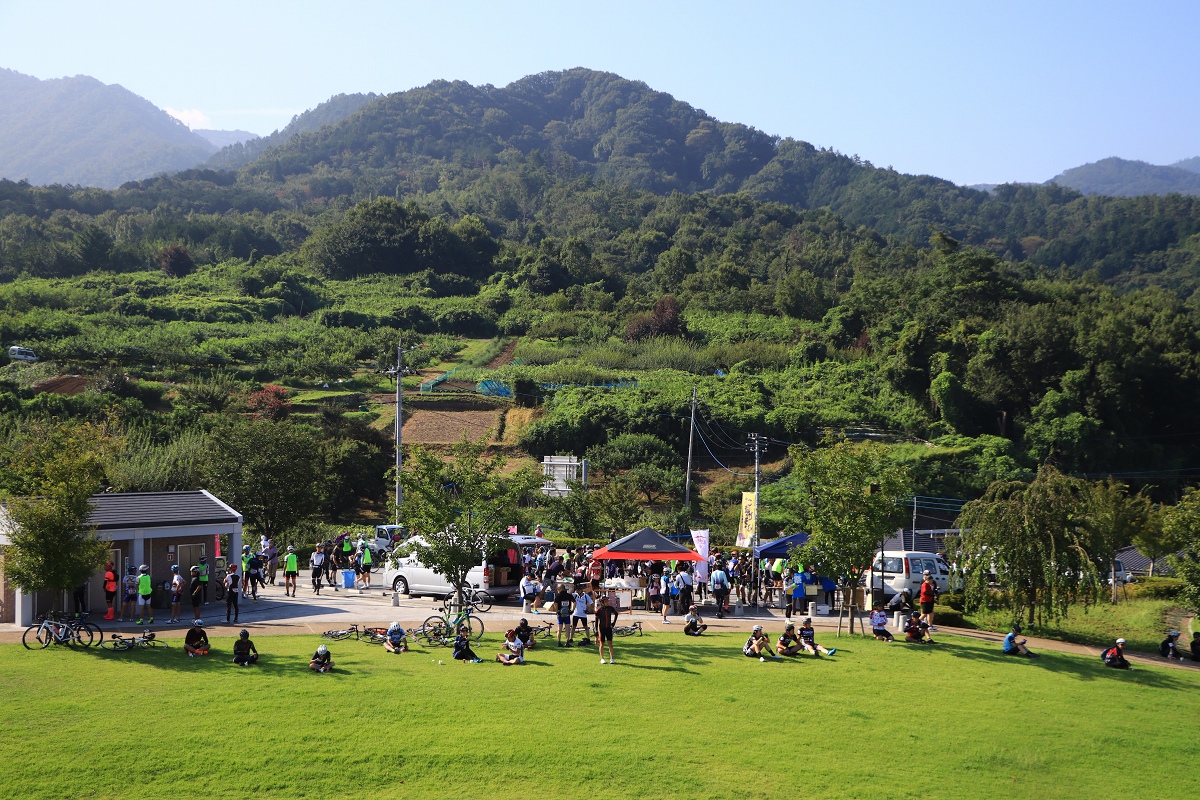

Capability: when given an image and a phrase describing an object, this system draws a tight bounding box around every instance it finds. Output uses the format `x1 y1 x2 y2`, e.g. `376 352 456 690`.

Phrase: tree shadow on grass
937 639 1193 690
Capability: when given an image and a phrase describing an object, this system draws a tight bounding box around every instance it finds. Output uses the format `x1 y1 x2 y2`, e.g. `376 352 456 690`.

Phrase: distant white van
863 551 952 597
7 346 37 363
382 535 523 599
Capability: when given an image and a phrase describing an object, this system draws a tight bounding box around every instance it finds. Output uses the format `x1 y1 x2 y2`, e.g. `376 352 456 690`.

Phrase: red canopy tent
591 527 703 562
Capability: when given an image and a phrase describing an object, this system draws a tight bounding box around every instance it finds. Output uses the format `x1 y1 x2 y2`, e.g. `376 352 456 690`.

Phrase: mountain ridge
1049 156 1200 197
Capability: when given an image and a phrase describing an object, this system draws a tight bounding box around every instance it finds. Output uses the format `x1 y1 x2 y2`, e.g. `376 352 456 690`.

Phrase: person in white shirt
683 604 708 636
870 604 894 641
310 545 326 595
496 629 525 665
169 565 185 624
520 572 539 612
571 588 594 644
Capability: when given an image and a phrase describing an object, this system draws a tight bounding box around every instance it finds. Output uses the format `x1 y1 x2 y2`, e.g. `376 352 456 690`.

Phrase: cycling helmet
127 566 136 574
388 621 402 632
317 644 329 655
506 629 516 638
1116 638 1126 645
519 618 528 626
170 565 179 572
239 629 249 638
287 545 295 552
242 544 250 551
138 564 149 573
190 566 200 574
752 624 763 632
199 555 207 562
1012 624 1022 634
194 619 203 626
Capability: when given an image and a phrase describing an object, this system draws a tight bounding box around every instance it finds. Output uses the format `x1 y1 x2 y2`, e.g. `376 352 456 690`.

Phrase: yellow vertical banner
736 491 758 548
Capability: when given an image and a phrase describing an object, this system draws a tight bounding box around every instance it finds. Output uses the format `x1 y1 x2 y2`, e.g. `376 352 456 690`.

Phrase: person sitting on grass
904 612 934 644
886 589 913 612
1159 630 1181 660
798 617 836 656
496 629 525 665
384 621 408 654
743 625 777 661
453 625 482 663
1002 624 1038 658
233 629 259 666
310 644 333 673
514 618 537 650
1192 631 1200 663
683 604 708 636
1102 638 1132 670
869 604 894 642
776 623 803 656
184 621 210 657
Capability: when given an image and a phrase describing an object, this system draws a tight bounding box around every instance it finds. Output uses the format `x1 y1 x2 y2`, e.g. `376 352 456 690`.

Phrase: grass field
4 631 1197 799
963 598 1183 653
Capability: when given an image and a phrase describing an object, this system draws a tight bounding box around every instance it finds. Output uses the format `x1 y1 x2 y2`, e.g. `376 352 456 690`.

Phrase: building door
178 544 205 576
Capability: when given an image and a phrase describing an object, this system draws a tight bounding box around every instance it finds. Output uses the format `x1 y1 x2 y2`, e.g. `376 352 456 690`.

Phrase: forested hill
229 68 1200 283
1050 157 1200 197
0 68 217 188
204 92 379 171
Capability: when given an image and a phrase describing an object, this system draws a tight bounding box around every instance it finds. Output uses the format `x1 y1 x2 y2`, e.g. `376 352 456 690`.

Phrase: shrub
931 605 964 627
939 590 966 611
1126 577 1183 600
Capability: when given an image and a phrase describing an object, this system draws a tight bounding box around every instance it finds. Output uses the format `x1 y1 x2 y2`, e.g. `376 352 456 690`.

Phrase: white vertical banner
690 529 710 583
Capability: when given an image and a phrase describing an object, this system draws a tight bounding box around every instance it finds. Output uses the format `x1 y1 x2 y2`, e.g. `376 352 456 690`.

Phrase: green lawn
963 598 1181 653
4 632 1197 799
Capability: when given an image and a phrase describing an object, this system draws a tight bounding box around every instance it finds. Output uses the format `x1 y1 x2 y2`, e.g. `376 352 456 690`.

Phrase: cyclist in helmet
233 629 259 666
169 565 184 624
384 622 408 654
310 643 334 673
121 565 138 623
495 629 525 665
184 620 210 657
135 564 154 626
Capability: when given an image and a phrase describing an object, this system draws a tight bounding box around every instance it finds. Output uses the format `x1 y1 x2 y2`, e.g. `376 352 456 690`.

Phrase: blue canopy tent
753 532 809 559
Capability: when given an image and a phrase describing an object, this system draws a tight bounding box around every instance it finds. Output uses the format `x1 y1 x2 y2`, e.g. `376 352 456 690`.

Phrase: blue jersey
1003 632 1018 652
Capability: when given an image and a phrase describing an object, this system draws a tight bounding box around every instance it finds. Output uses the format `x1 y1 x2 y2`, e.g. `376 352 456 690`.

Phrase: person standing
310 544 325 594
240 544 252 595
359 543 373 590
102 562 118 621
135 564 154 625
197 555 211 605
188 566 203 623
554 583 574 647
571 585 594 646
674 566 694 613
659 570 674 623
264 539 278 586
710 561 730 618
72 580 88 618
224 564 241 624
283 545 299 597
121 566 138 622
596 594 618 664
919 571 939 630
169 565 185 624
232 629 259 666
246 550 263 602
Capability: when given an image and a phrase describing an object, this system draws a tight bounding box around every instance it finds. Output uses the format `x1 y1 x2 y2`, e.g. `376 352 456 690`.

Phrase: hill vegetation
1050 156 1200 198
0 68 217 188
3 68 1200 545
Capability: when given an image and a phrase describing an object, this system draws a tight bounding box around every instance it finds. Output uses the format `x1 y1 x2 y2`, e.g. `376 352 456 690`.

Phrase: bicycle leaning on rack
418 604 485 647
23 611 103 649
100 631 167 651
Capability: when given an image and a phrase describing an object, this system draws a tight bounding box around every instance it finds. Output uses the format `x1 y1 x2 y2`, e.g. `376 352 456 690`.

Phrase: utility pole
683 386 697 510
395 340 403 525
912 495 918 551
747 433 768 607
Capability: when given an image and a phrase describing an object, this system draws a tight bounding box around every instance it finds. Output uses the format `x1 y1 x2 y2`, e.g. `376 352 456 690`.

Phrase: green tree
1163 489 1200 611
201 421 322 541
956 466 1098 625
0 422 115 602
596 475 642 538
1088 478 1154 602
395 436 541 604
785 441 911 609
545 479 602 540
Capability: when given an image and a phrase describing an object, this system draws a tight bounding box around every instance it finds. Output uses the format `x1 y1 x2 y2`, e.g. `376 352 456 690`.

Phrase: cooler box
342 570 356 589
813 603 830 616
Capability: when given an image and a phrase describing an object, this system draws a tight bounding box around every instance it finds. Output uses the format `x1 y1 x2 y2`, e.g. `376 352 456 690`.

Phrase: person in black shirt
1159 630 1181 660
514 618 537 650
1102 638 1132 670
188 567 203 623
595 594 619 664
554 585 574 647
1192 631 1200 663
184 621 210 656
453 626 481 662
233 629 259 666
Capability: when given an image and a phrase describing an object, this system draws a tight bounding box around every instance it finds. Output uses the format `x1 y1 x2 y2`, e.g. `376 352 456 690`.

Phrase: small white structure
541 455 587 497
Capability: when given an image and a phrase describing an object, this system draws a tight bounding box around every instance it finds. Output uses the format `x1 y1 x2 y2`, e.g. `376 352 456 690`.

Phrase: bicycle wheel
22 625 50 650
70 623 94 647
466 614 484 641
420 616 448 646
101 637 133 651
145 638 167 648
443 592 466 614
470 591 492 613
81 621 104 646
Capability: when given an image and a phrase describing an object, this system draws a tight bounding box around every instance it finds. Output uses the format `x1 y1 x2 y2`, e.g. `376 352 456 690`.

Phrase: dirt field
486 339 518 368
30 375 89 395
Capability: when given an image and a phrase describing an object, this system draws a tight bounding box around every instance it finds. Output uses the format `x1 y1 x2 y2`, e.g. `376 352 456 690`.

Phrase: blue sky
2 1 1197 185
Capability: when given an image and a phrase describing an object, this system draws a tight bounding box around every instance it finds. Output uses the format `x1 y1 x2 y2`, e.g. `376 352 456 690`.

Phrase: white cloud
164 107 211 129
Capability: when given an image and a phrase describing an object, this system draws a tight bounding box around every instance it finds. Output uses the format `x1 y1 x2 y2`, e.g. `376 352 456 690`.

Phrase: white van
862 551 952 597
382 535 522 599
7 346 37 363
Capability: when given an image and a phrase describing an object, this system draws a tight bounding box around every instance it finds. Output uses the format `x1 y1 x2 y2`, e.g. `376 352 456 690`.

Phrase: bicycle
612 621 643 637
419 605 485 647
23 613 95 649
361 627 389 644
321 624 362 641
530 620 554 639
442 589 493 614
100 631 167 651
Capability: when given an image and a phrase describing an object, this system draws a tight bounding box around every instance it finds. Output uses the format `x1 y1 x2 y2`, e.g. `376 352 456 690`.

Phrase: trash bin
341 569 356 589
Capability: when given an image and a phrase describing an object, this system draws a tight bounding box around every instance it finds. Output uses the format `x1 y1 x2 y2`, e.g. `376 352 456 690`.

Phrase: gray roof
1116 545 1176 576
88 491 239 531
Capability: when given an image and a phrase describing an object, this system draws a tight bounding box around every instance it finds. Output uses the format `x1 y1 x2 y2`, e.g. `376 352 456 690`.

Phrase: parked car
382 536 521 599
862 551 952 598
7 345 37 363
